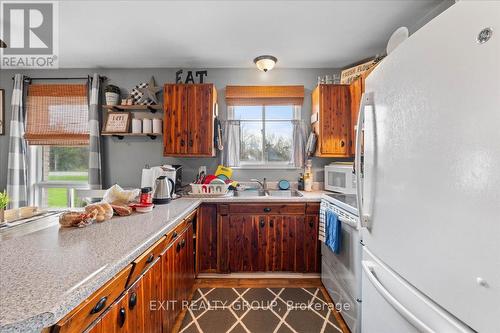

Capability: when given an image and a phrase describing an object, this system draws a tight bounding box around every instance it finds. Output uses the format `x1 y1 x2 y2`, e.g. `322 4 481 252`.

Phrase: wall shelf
103 104 162 113
101 132 162 140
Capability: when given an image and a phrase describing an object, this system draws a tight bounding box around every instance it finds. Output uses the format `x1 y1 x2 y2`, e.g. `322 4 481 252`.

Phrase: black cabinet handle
309 221 314 228
146 253 155 264
180 139 185 146
172 231 178 239
260 219 265 227
129 292 137 309
90 296 107 314
181 239 186 248
263 207 272 213
176 243 181 252
270 220 274 228
119 307 126 327
341 140 345 147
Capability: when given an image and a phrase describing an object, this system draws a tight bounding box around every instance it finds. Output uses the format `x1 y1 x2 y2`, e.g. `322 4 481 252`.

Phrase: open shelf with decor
102 104 162 113
101 132 161 140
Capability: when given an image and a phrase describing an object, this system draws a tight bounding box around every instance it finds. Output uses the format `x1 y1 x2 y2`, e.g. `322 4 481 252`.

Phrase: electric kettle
152 176 175 204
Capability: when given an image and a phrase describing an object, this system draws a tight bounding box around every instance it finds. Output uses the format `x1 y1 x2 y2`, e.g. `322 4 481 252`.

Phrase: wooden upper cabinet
312 84 351 157
349 78 365 155
163 84 217 157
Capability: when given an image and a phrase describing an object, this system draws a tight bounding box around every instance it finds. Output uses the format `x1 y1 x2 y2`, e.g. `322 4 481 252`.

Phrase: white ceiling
59 0 448 69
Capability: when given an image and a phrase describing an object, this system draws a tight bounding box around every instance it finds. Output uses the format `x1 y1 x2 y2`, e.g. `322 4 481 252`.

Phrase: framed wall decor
0 89 4 135
103 112 131 133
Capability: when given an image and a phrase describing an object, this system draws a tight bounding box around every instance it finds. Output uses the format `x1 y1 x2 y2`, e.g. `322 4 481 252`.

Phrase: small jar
140 187 152 204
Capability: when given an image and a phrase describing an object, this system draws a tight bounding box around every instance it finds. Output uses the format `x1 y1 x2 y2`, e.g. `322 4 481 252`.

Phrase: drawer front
166 209 196 244
54 264 132 333
228 203 306 215
306 202 320 215
127 236 167 287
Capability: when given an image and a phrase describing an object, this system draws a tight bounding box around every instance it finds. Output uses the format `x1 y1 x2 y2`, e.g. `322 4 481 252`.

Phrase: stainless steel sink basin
266 190 303 197
233 189 267 197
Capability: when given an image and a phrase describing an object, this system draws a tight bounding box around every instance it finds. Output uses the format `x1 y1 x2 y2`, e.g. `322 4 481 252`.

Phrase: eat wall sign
176 70 208 84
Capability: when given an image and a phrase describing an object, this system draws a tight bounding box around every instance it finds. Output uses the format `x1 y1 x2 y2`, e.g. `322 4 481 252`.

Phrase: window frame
30 146 90 209
228 104 301 169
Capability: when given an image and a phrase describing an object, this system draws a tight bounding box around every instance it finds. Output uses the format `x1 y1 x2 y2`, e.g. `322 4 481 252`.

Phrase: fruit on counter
84 202 113 222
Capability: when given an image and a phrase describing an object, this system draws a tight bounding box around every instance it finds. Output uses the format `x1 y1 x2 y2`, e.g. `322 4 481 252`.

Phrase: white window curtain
291 119 307 168
222 120 240 167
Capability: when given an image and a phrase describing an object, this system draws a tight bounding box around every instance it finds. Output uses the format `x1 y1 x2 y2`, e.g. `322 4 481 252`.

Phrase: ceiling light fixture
254 55 277 72
0 39 7 48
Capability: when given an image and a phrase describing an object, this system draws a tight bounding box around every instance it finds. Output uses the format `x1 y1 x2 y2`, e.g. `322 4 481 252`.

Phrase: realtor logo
1 1 59 68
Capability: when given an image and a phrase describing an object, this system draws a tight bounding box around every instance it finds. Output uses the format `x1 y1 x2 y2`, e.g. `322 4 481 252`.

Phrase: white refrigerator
355 1 500 333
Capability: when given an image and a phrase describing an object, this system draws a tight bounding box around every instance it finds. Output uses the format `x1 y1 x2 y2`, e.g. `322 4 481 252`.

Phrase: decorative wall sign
138 77 161 104
340 56 385 84
103 112 131 133
176 70 208 84
0 89 4 135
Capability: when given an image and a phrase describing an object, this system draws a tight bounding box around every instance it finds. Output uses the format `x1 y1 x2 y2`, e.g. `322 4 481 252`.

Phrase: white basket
190 183 230 195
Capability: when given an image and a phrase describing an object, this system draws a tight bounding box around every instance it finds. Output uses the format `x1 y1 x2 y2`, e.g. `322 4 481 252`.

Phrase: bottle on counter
304 172 313 192
304 159 313 192
298 173 304 191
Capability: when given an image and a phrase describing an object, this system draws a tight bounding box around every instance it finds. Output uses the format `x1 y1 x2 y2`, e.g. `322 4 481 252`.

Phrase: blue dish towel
325 209 342 254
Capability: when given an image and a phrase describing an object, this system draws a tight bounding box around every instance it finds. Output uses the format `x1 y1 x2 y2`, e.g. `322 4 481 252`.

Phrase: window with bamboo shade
25 84 89 146
225 85 304 106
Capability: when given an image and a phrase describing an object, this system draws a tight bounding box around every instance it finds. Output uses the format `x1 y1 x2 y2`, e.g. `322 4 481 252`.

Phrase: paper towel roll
152 118 162 134
142 118 152 134
132 119 142 133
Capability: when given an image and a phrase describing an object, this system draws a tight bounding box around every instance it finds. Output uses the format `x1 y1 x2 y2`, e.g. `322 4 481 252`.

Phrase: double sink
233 189 303 198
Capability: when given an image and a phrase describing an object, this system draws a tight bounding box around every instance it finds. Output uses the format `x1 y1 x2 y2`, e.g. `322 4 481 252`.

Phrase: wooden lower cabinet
217 203 320 274
56 213 197 333
162 223 195 333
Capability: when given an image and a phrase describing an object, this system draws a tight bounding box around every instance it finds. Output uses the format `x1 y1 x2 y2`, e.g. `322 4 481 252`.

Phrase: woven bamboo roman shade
25 84 89 145
225 85 304 105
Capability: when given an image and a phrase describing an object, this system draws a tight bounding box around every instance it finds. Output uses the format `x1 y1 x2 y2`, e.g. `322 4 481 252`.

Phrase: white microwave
324 163 356 194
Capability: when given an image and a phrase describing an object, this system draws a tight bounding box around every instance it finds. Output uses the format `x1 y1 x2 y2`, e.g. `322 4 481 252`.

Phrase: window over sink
227 104 301 167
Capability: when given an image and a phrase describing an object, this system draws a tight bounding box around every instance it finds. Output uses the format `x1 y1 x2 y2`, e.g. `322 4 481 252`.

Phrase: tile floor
179 287 343 333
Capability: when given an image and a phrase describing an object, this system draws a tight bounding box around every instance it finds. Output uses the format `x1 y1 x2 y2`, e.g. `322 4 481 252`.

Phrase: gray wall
0 68 346 190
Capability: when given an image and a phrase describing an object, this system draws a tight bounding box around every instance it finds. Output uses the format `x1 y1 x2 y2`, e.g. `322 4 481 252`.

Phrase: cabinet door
164 84 188 155
184 223 195 300
197 204 218 273
267 215 303 272
142 258 163 333
219 214 267 272
126 277 144 332
319 85 351 156
100 295 128 333
304 215 320 273
187 84 214 156
349 78 364 155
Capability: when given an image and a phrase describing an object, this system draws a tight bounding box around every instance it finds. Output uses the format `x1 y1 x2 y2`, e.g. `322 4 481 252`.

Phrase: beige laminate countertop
0 192 324 333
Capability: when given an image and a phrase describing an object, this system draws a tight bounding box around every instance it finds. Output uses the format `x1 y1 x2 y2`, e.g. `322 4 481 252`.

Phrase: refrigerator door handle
355 93 373 228
362 260 434 333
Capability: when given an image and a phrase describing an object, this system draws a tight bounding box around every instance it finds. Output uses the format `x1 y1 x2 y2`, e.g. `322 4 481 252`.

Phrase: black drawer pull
129 292 137 309
260 219 265 227
176 243 181 252
172 231 178 239
90 296 107 314
263 207 272 213
181 239 186 248
146 253 155 264
119 307 126 327
309 221 314 228
180 139 185 146
270 220 274 228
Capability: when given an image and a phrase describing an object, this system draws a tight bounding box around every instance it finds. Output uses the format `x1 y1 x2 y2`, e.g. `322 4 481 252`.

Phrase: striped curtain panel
88 74 102 189
7 74 28 208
